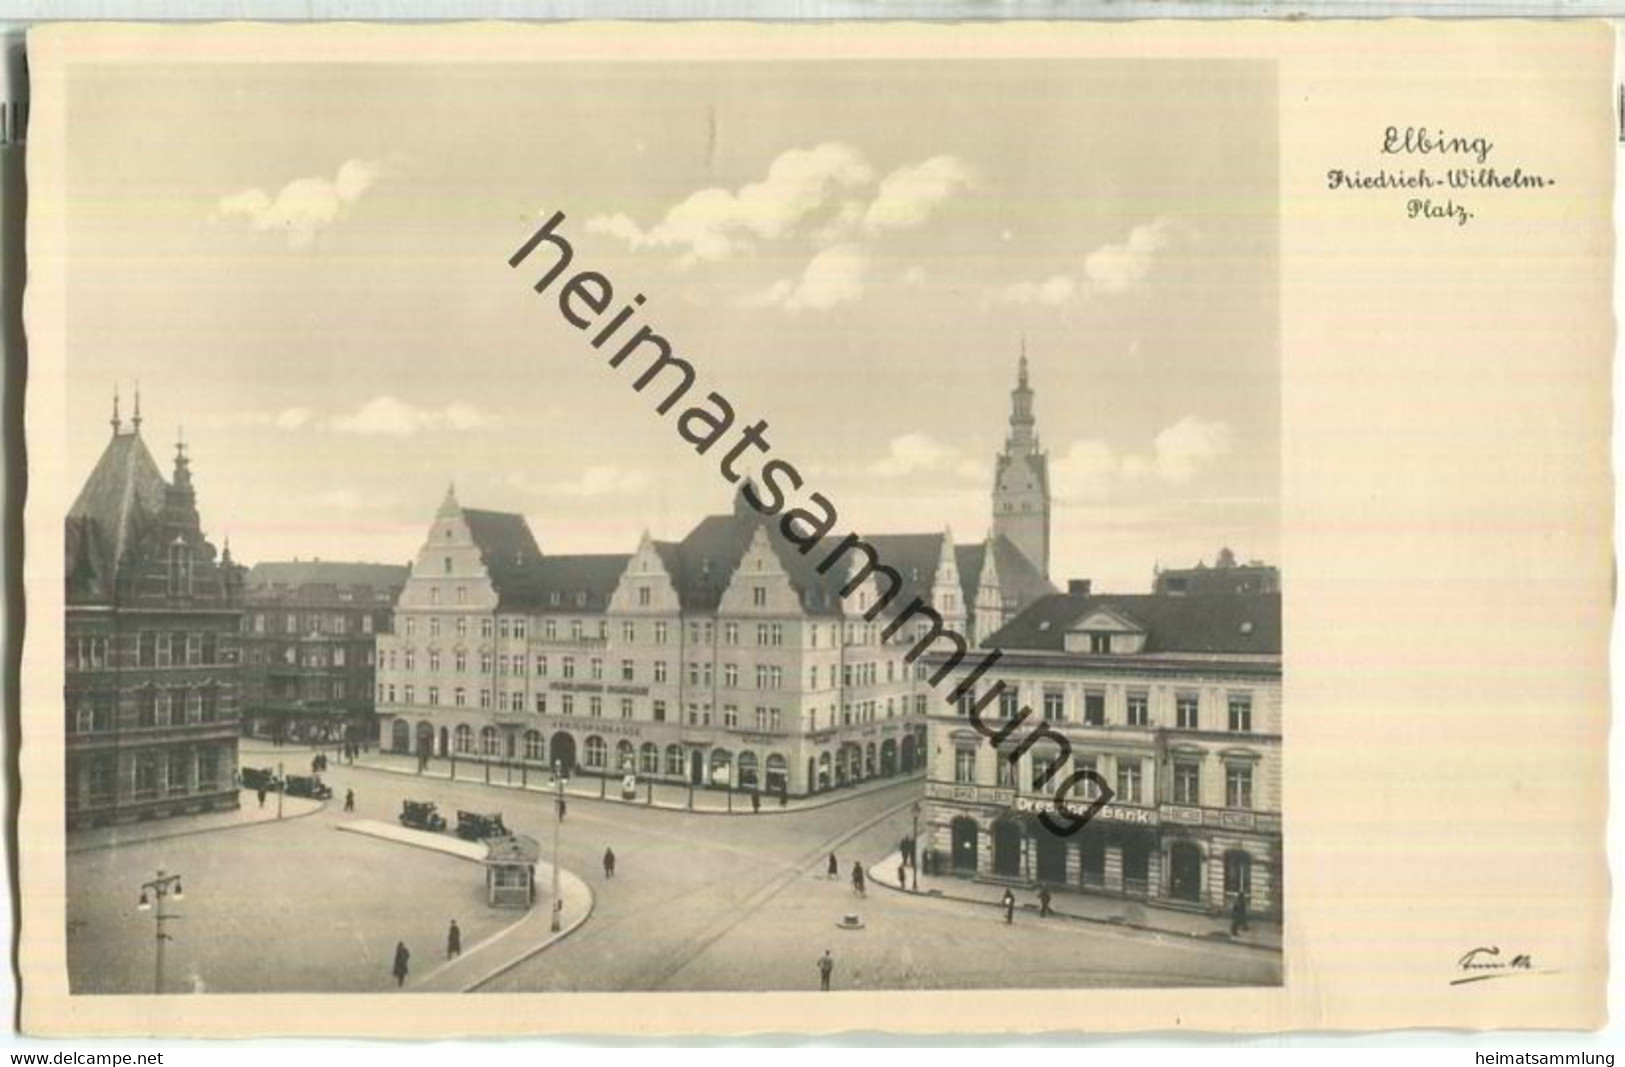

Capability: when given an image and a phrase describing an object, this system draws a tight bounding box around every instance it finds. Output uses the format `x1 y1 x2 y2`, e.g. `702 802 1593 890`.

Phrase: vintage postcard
17 20 1613 1036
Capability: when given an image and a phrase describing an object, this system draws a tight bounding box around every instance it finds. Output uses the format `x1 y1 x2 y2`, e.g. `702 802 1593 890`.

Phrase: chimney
1069 579 1092 596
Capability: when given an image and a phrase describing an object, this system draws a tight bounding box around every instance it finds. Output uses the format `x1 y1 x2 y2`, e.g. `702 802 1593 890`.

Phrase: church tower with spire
991 348 1051 580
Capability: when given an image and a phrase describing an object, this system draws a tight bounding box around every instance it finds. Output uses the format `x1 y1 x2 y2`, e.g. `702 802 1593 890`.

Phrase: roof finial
131 381 142 433
110 385 121 437
1018 341 1029 389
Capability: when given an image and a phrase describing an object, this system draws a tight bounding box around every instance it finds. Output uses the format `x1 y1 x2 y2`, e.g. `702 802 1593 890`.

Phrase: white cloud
204 406 314 431
870 433 961 478
1083 216 1185 295
328 396 498 438
995 217 1193 305
998 275 1077 306
745 243 869 313
862 155 976 233
1050 417 1233 502
508 465 650 499
1151 416 1233 484
215 159 383 248
586 143 874 267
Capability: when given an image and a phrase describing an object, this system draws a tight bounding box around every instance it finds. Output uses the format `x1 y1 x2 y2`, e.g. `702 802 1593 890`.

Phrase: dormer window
1089 632 1111 654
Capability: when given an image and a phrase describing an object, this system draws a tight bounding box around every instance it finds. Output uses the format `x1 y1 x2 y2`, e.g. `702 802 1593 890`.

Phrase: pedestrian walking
344 788 355 813
392 941 411 987
1001 888 1016 925
751 791 761 814
557 798 568 821
827 852 838 880
1038 886 1052 918
603 847 616 879
851 861 866 898
1230 891 1250 936
897 863 906 889
817 949 834 992
446 920 461 959
256 787 266 810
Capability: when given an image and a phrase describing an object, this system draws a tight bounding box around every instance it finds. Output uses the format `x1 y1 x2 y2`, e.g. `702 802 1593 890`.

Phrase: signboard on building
1012 794 1159 826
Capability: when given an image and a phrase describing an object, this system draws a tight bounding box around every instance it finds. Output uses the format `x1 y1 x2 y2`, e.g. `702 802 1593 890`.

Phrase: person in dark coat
751 791 761 814
392 942 411 987
344 788 355 813
897 863 907 889
827 852 839 880
603 847 616 879
851 861 866 897
1038 886 1053 918
1230 891 1250 936
1001 888 1016 925
817 949 834 992
446 920 461 959
256 787 266 810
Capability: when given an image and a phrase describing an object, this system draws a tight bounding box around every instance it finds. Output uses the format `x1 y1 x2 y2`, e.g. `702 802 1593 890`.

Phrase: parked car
241 766 281 792
399 800 447 832
455 810 509 841
282 774 332 800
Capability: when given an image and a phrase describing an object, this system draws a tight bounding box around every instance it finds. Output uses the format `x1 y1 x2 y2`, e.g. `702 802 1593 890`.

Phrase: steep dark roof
463 508 546 605
532 554 630 613
247 561 410 591
866 533 951 611
66 432 168 585
986 593 1281 656
955 535 1057 610
658 511 847 616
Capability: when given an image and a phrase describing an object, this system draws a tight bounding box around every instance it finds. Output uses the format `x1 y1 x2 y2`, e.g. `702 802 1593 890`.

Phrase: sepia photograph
55 54 1281 995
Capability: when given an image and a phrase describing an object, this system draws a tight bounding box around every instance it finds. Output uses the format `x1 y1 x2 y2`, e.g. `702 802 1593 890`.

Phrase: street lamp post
550 760 567 933
136 870 183 994
911 802 921 891
276 761 284 820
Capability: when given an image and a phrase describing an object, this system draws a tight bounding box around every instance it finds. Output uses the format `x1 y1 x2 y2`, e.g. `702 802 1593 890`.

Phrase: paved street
67 745 1280 993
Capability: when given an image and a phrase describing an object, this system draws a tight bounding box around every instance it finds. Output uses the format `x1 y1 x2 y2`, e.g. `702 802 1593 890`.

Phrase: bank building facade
923 587 1283 917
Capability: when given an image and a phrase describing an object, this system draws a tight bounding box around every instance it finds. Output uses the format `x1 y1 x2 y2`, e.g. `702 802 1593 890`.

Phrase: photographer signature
1451 946 1547 986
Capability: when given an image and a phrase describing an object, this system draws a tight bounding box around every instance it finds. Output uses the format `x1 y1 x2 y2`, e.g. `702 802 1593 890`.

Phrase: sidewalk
331 743 923 817
868 849 1282 952
67 792 325 853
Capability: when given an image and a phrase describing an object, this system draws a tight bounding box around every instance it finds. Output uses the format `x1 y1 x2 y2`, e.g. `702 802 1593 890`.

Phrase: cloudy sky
61 59 1278 591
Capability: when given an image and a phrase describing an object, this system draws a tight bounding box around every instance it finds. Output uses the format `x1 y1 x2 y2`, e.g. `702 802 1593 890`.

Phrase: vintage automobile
240 766 281 792
399 800 447 833
282 774 333 800
455 810 509 841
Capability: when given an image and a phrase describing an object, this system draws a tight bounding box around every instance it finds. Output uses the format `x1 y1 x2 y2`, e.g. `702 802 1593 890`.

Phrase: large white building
923 588 1283 916
373 360 1056 798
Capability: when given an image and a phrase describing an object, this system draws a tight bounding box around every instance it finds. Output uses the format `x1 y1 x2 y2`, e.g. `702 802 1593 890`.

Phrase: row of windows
245 644 359 669
952 748 1258 809
70 632 229 671
398 611 917 652
956 687 1257 733
383 650 898 693
243 612 380 636
378 683 801 732
440 724 793 781
67 684 224 734
67 747 228 808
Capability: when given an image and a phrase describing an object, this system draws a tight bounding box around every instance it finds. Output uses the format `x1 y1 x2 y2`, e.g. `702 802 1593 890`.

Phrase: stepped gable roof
955 535 1057 608
247 561 410 591
864 533 952 612
657 509 846 616
66 432 169 587
986 592 1281 657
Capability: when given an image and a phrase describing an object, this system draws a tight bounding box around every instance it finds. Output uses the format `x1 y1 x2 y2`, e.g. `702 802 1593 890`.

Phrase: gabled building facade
64 396 245 828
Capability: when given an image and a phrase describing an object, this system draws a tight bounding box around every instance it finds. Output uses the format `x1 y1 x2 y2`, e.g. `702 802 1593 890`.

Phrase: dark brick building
64 397 245 828
1153 548 1280 597
238 561 408 745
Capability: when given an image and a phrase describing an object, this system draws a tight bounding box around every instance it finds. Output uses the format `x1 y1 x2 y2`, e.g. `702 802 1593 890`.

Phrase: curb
346 758 923 818
66 794 329 854
869 855 1284 956
459 877 597 992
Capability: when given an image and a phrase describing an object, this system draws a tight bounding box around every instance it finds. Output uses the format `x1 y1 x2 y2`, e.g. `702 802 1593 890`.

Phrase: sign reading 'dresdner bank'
1012 794 1159 826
